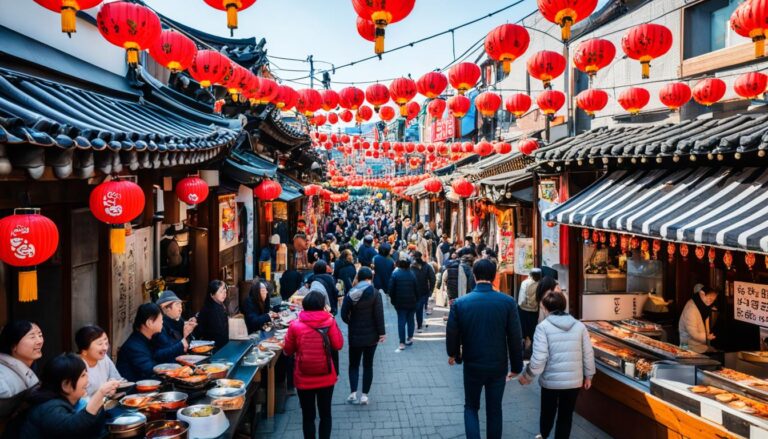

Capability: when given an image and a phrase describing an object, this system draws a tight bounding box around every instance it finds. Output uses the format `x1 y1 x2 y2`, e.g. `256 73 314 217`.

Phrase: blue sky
144 0 557 88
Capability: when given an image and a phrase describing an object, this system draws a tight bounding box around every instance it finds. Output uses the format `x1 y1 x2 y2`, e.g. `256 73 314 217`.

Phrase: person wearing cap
152 290 196 363
357 235 377 268
389 253 419 352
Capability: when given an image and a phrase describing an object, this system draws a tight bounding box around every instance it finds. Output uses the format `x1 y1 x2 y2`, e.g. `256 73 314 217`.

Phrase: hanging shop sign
496 208 515 273
514 237 534 275
581 293 649 321
540 199 561 268
539 179 559 202
430 116 456 142
111 227 153 356
734 281 768 326
219 194 240 251
273 201 288 221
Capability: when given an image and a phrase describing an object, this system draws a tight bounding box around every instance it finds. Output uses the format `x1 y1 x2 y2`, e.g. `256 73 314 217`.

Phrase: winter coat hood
547 313 578 331
349 280 372 302
298 310 335 328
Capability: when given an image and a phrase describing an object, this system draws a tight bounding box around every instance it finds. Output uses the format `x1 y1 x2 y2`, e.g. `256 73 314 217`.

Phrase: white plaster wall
0 0 128 76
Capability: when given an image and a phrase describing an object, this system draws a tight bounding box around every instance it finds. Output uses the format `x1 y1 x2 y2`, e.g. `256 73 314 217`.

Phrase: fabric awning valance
545 167 768 254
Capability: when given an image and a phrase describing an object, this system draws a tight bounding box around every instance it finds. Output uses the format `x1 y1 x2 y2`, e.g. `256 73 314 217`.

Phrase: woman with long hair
242 281 277 334
195 280 230 349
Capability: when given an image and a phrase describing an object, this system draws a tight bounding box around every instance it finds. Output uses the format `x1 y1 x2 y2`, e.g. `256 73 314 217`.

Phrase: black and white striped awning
545 167 768 254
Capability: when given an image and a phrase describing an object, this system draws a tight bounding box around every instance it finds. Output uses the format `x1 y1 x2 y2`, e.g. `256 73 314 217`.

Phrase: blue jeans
416 295 429 329
396 308 416 344
463 370 506 439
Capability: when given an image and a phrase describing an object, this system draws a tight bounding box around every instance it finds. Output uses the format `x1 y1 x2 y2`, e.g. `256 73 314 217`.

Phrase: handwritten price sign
734 281 768 326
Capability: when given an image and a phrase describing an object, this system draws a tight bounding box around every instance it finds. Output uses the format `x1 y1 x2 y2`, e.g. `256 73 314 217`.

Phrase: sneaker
346 392 358 404
405 339 413 346
360 394 369 405
535 435 543 439
395 344 405 352
417 328 424 333
425 310 432 315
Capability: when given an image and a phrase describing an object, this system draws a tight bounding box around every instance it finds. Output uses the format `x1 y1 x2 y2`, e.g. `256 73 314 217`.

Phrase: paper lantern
484 24 530 74
734 72 768 99
527 50 566 88
618 87 650 114
424 177 443 193
0 209 59 302
448 95 471 118
536 90 566 115
176 176 209 206
451 178 475 198
357 16 376 42
417 71 448 98
96 1 161 67
518 139 539 155
327 112 339 124
340 109 354 123
89 179 145 254
389 77 418 116
148 30 197 73
576 89 609 117
222 64 250 101
448 62 481 95
692 78 726 106
494 142 512 154
273 85 298 111
746 252 756 270
203 0 257 35
621 23 673 79
475 92 502 118
427 99 447 119
34 0 104 35
504 93 532 117
365 83 391 111
406 101 420 121
254 180 282 201
474 140 493 156
573 38 615 78
731 0 768 58
189 50 230 87
377 105 395 122
667 242 676 262
659 82 691 111
462 141 474 153
538 0 598 41
339 87 365 110
318 89 339 112
352 0 415 54
680 243 689 259
356 105 373 122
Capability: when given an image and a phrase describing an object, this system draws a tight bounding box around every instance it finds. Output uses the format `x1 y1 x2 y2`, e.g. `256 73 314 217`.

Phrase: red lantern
474 140 494 157
148 30 197 73
365 83 391 111
0 208 59 302
448 95 471 118
424 177 443 193
312 114 327 126
89 179 146 254
536 90 566 115
526 50 566 88
357 17 376 42
746 252 756 270
734 72 768 99
352 0 415 54
582 229 591 241
318 89 339 112
475 92 502 118
731 0 768 58
96 1 162 67
504 93 532 118
450 143 462 153
339 87 365 110
462 142 475 153
518 139 539 156
576 89 609 117
621 23 673 79
356 105 373 122
274 85 299 111
494 142 512 154
484 24 530 74
176 176 210 206
296 88 323 117
252 77 278 104
223 64 250 101
609 233 618 248
695 245 705 260
451 178 475 198
34 0 104 35
417 71 448 99
203 0 257 35
659 82 691 111
390 77 418 116
340 109 354 123
667 242 676 262
378 105 395 122
538 0 598 41
448 62 481 95
723 250 734 270
618 87 650 114
409 157 422 169
428 99 447 119
406 101 420 121
708 247 717 267
692 78 727 106
189 50 230 87
573 38 615 78
680 243 689 259
254 179 282 201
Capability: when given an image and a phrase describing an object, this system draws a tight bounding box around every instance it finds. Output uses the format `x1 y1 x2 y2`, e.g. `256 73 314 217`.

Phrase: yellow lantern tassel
61 6 77 36
111 225 127 254
126 48 139 67
18 268 38 303
226 4 238 36
375 27 386 55
265 202 274 222
560 18 572 42
502 60 511 74
754 37 765 58
399 105 407 117
641 61 650 79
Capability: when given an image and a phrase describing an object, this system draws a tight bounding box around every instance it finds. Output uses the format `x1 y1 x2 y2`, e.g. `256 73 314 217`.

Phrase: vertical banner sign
236 186 254 280
514 238 534 275
111 227 152 356
538 180 560 267
219 194 239 251
734 281 768 326
496 208 515 273
430 116 456 142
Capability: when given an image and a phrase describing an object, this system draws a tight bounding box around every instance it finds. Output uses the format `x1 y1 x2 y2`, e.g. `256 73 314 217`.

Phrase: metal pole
563 43 573 137
308 55 315 89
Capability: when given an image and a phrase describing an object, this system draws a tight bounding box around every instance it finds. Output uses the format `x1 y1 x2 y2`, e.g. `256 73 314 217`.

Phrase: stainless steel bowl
145 420 189 439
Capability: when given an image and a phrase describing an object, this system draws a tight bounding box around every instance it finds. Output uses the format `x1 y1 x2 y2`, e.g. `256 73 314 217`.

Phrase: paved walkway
259 294 611 439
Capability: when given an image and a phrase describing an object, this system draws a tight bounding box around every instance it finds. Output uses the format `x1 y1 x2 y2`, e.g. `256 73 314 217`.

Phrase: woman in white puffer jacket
519 290 595 439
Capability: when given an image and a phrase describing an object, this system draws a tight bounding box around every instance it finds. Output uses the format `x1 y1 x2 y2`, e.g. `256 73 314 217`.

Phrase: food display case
590 332 657 384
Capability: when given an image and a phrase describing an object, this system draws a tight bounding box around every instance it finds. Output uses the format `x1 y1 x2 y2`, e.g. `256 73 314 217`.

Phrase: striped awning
545 167 768 254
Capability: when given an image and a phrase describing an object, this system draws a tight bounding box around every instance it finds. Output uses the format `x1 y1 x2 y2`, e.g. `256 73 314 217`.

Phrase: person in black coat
21 353 120 439
116 303 164 382
242 282 276 334
357 236 377 267
444 254 460 302
195 280 230 350
340 267 385 405
446 259 524 439
411 251 436 332
333 250 357 296
372 243 395 295
309 260 339 315
388 254 419 351
279 269 304 301
152 290 195 363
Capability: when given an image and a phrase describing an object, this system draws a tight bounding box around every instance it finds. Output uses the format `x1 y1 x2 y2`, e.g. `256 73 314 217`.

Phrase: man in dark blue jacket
357 235 377 267
446 259 523 439
372 243 395 295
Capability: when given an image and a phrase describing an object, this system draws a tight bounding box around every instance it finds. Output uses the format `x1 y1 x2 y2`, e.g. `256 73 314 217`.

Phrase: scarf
692 292 713 328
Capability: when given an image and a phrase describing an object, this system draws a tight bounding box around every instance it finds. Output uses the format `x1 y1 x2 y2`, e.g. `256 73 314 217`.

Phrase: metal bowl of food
215 379 245 390
197 363 230 380
153 363 182 376
207 385 246 400
147 391 188 412
145 420 189 439
107 412 146 438
135 379 162 393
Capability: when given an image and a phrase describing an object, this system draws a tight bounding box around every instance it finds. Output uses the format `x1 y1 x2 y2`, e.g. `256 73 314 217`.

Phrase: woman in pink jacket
284 291 344 439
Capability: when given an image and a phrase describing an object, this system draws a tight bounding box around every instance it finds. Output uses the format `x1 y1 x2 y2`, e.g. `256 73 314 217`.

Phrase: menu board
734 281 768 326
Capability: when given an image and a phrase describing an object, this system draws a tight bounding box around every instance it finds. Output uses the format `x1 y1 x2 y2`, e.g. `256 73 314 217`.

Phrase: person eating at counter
195 280 230 350
679 284 719 354
21 353 120 439
75 325 122 397
243 281 278 334
152 290 196 363
116 303 164 382
0 320 43 431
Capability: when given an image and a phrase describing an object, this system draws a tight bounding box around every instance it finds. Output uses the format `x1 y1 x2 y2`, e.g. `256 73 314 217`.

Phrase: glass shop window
683 0 740 59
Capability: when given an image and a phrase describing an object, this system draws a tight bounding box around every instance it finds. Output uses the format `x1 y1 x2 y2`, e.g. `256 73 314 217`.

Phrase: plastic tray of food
703 368 768 402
